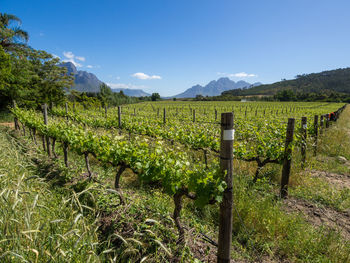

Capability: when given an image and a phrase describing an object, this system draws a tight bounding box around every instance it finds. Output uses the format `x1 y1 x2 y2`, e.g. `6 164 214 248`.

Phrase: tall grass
0 127 105 262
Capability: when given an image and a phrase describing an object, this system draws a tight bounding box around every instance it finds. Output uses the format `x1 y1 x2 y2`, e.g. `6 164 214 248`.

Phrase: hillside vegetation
222 68 350 101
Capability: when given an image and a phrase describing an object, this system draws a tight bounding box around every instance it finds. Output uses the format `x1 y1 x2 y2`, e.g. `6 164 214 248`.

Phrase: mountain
173 77 261 98
60 62 151 96
222 68 350 96
60 62 103 92
112 88 150 97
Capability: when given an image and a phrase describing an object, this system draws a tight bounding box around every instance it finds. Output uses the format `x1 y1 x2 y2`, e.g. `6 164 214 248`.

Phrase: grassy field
0 103 350 262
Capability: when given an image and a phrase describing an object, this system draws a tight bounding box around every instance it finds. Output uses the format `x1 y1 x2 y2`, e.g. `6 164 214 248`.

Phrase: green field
1 101 350 262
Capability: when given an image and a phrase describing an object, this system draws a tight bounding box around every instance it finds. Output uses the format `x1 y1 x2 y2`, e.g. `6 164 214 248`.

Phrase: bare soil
309 169 350 189
283 197 350 240
0 122 14 128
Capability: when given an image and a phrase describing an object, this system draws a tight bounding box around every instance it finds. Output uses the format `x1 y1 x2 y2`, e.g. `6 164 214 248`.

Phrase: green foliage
0 13 29 52
12 107 225 207
222 67 350 102
98 83 114 106
0 128 103 262
274 89 296 101
0 13 74 109
151 92 161 101
0 47 12 108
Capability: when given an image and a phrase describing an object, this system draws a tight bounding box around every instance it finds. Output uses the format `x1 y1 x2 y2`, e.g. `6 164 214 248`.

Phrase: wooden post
65 102 69 121
280 118 295 198
163 108 166 124
84 152 92 178
42 134 46 151
215 109 218 121
301 117 307 167
12 100 20 130
118 106 122 128
63 142 69 167
157 108 160 117
193 109 196 123
217 112 234 263
42 104 52 157
203 149 208 169
320 115 324 135
33 128 37 145
134 108 136 116
105 105 108 118
73 102 76 112
313 115 319 156
326 114 330 128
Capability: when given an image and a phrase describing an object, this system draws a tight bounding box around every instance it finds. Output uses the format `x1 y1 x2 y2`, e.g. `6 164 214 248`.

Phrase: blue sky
2 0 350 96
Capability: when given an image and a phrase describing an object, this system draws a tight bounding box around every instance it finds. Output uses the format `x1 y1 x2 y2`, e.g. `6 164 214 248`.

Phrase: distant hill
222 68 350 96
112 88 150 97
60 62 103 92
60 62 150 97
173 77 261 98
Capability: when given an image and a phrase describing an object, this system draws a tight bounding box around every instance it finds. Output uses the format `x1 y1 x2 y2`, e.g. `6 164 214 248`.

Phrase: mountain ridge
173 77 261 98
60 62 151 97
222 67 350 97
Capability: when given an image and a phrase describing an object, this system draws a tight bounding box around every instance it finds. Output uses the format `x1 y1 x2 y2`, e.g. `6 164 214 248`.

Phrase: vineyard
2 101 350 262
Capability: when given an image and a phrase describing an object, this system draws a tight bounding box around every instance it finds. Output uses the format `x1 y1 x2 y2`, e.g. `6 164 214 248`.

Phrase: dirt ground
0 122 14 128
283 197 350 240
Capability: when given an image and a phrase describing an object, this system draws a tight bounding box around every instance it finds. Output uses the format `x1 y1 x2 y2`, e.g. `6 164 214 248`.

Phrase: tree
98 83 114 106
151 92 160 101
0 46 13 108
274 90 295 101
0 13 29 52
195 94 204 101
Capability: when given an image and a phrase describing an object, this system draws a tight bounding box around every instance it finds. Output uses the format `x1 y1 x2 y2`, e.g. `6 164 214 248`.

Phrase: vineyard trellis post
301 117 307 167
105 105 108 118
118 106 122 128
42 103 52 157
320 115 324 135
280 118 295 198
217 112 234 263
163 108 166 124
326 114 330 128
65 102 69 121
193 109 196 123
12 100 19 130
313 115 319 156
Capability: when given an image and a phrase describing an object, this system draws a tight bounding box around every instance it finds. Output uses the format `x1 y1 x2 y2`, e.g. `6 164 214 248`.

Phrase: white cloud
39 32 44 37
52 54 60 59
76 56 85 62
107 83 147 90
86 65 93 68
116 76 120 80
217 72 257 78
63 51 74 59
62 51 85 67
132 72 161 80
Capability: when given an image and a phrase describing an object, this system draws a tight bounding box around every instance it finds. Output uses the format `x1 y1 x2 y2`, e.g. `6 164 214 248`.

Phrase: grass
0 127 107 262
0 109 13 123
1 106 350 262
289 106 350 212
